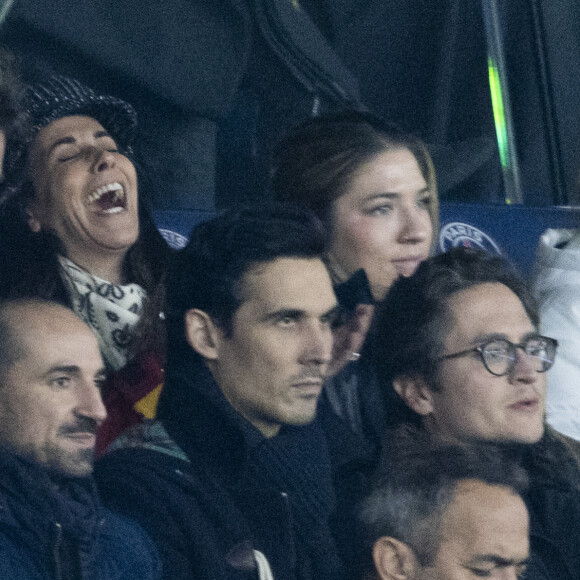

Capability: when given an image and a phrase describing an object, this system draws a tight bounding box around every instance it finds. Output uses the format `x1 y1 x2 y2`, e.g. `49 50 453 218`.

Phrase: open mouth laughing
87 182 126 214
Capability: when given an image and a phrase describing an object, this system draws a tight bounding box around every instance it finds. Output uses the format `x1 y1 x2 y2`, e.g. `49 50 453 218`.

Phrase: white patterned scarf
58 256 146 371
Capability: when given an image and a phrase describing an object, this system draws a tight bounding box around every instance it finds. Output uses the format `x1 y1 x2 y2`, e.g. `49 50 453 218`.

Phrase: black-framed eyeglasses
437 335 558 377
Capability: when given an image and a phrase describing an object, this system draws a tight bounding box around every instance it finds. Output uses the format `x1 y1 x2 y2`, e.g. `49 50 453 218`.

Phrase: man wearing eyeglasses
371 246 580 580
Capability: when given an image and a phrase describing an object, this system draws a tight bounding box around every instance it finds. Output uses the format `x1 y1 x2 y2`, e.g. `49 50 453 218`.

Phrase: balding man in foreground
0 299 160 579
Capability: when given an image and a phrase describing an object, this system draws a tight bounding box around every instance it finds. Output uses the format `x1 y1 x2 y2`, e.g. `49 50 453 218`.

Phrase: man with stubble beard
96 205 372 580
0 298 160 579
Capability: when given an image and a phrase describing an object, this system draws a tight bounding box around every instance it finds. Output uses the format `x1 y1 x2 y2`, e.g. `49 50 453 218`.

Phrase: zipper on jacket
53 522 63 580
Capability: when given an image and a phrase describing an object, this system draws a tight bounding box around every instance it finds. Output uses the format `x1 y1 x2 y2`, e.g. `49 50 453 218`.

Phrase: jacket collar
158 357 265 478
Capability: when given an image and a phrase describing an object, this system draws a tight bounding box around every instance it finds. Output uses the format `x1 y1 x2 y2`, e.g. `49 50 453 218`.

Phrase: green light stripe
488 58 509 163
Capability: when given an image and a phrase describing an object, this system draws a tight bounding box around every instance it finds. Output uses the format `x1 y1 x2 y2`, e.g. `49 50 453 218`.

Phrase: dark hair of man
164 204 328 361
368 247 538 425
357 426 529 574
270 109 439 252
0 49 24 141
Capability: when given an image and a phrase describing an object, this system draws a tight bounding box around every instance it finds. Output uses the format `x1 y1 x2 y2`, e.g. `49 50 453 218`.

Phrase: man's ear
393 375 434 416
184 309 221 360
373 537 418 580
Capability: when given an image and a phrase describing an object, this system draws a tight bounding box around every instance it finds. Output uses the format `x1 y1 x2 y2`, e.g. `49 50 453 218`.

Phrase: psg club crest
439 222 501 255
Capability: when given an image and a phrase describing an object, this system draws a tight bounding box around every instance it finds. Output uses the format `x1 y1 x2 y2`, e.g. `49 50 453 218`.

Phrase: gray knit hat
3 74 137 185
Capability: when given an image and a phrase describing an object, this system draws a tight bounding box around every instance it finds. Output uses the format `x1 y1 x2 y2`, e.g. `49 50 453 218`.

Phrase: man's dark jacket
520 429 580 580
95 355 372 580
0 449 161 579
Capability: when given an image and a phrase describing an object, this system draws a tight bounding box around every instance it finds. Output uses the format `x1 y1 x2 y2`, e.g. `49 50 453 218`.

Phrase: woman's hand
328 303 375 377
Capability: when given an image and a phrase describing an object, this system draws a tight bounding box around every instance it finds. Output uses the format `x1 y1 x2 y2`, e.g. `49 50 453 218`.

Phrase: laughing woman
271 110 439 452
0 74 169 453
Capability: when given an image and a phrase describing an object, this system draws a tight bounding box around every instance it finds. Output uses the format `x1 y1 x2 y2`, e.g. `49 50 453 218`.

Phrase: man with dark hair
0 48 24 178
359 431 530 580
0 298 160 578
96 205 369 579
374 246 545 438
371 247 580 580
